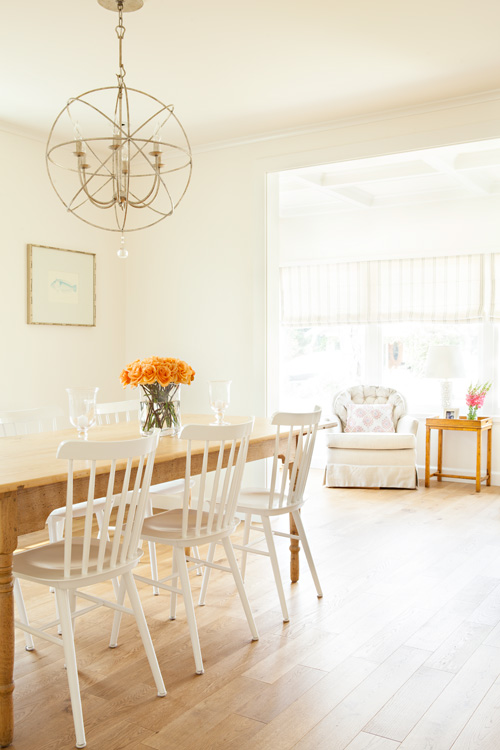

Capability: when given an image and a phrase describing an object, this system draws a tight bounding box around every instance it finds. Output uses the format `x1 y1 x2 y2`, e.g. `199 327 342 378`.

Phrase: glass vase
140 384 181 436
467 406 478 420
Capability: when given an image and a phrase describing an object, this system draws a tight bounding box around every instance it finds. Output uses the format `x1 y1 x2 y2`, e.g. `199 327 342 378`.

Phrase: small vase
140 384 181 436
467 406 478 421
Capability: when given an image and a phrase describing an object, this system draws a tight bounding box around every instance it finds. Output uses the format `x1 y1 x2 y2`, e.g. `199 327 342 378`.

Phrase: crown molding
1 88 499 153
193 89 500 154
0 121 46 144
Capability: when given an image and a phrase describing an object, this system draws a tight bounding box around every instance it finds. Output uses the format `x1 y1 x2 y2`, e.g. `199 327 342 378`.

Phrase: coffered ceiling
279 140 500 217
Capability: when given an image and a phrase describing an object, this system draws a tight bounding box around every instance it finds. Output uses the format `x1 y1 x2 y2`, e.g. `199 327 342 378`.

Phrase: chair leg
148 542 160 596
198 542 216 606
122 571 167 697
109 577 127 648
47 516 64 596
262 515 289 622
13 578 34 651
292 510 323 598
193 546 202 576
55 588 86 749
240 514 251 582
222 537 259 641
69 589 77 635
174 547 204 674
170 553 178 620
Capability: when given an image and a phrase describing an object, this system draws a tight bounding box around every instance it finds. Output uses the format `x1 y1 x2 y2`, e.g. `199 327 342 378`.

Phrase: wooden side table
425 416 493 492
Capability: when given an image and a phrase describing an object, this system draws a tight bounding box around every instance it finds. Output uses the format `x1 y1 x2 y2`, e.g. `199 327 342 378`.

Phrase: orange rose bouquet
120 356 195 435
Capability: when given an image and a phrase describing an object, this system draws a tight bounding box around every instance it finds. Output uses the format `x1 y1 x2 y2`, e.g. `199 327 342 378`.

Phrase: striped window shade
279 262 370 325
490 254 500 320
280 254 485 326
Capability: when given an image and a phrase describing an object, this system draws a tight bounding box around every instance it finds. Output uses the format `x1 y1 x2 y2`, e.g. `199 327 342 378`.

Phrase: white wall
124 144 267 418
280 194 500 264
0 129 127 418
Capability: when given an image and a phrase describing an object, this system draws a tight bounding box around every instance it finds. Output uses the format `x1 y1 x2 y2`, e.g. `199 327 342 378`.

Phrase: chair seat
236 488 302 515
327 432 416 450
141 508 237 543
14 538 142 583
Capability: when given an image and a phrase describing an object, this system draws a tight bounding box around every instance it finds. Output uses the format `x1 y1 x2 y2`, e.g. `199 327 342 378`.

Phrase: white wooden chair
111 420 258 675
0 405 63 436
48 399 196 594
48 401 142 546
96 399 140 425
200 408 323 623
13 433 166 749
0 407 107 545
94 399 199 592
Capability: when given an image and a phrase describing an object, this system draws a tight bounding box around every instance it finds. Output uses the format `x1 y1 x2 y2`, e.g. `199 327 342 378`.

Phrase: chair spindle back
0 406 64 437
57 433 159 578
179 420 254 539
96 400 140 425
267 407 321 509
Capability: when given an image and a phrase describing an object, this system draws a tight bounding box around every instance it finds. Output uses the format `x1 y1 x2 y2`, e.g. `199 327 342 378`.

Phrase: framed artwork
443 407 460 419
27 244 96 326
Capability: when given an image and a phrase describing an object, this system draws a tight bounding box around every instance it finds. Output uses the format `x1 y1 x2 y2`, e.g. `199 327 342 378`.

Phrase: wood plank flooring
10 472 500 749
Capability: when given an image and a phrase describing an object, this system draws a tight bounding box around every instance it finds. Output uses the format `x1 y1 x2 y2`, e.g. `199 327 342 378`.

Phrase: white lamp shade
424 345 466 379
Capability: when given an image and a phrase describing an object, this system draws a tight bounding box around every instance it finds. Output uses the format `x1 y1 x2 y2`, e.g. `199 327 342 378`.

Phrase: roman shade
490 253 500 321
280 254 485 326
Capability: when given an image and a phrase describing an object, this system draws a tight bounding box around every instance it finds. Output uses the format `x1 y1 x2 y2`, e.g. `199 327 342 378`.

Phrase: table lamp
424 345 466 416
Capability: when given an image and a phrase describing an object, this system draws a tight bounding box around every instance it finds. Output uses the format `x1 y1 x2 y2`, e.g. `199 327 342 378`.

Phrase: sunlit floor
11 471 500 750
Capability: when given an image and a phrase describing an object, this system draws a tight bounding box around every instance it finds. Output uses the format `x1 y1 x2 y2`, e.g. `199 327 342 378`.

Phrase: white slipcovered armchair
325 385 418 489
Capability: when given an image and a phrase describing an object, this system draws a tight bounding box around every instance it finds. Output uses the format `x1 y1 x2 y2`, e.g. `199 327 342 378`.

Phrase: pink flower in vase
465 381 491 419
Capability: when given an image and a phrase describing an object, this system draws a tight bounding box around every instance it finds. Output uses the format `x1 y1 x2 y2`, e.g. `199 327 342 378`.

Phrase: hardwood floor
11 472 500 749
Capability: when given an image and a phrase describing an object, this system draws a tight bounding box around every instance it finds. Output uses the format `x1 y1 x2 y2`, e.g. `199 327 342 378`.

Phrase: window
381 322 480 412
279 325 365 415
278 254 497 414
278 321 485 415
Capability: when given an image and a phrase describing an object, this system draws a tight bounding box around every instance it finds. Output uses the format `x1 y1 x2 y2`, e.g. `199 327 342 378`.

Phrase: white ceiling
2 0 500 148
279 140 500 217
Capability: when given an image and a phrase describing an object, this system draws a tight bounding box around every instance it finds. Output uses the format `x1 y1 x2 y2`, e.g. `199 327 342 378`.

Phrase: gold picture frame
27 244 96 326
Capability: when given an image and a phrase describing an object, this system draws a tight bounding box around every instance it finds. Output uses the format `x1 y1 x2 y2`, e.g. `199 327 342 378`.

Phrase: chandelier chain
115 1 126 85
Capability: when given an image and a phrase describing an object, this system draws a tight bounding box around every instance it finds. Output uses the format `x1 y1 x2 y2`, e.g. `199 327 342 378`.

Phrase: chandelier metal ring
46 85 192 233
46 0 192 255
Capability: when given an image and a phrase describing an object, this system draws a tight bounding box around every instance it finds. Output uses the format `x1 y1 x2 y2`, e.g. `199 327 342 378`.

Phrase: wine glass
209 380 231 425
66 387 99 439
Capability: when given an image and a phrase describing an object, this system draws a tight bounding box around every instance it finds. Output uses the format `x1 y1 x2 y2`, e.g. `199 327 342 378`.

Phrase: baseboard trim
313 459 500 487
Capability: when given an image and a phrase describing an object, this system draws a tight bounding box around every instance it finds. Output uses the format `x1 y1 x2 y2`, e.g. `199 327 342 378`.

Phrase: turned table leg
289 513 300 583
285 452 301 584
437 429 443 481
425 426 431 487
487 427 492 486
476 429 482 493
0 492 18 748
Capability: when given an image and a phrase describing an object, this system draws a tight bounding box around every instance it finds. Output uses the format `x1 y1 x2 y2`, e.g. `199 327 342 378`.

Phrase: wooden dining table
0 413 332 747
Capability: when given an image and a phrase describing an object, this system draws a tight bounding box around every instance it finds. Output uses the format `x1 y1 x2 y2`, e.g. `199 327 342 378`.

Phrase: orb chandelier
46 0 192 258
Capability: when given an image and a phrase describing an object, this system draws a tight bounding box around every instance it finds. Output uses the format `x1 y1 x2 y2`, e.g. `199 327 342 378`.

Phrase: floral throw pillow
344 403 395 433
